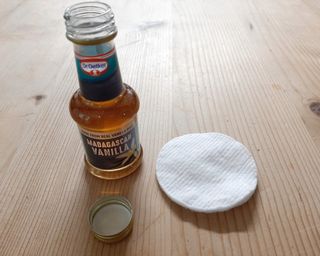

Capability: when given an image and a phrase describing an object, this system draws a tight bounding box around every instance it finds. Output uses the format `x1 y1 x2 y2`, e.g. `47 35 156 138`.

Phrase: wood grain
1 0 320 255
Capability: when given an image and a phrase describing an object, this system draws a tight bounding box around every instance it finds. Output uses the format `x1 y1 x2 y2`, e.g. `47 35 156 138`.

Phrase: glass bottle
64 2 142 179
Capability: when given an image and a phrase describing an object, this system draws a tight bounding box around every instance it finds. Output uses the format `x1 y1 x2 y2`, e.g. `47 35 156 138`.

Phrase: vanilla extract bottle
64 2 142 179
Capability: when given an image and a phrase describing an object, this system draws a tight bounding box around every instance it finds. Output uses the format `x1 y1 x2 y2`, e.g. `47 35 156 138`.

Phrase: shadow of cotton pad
156 133 258 213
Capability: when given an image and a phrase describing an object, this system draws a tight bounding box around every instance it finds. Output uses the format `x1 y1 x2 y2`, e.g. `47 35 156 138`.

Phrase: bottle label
74 42 123 101
79 120 141 170
75 48 117 80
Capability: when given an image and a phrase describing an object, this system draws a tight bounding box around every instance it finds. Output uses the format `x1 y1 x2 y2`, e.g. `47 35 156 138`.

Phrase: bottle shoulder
69 84 140 131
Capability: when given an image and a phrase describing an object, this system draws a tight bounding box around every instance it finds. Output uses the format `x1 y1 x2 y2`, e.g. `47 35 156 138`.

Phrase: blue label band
75 47 118 81
74 43 123 101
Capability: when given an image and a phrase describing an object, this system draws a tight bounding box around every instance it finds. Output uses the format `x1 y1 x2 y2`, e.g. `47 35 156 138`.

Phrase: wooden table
1 0 320 255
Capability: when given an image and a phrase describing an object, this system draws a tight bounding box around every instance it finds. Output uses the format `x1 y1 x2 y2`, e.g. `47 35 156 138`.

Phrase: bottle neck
73 40 123 101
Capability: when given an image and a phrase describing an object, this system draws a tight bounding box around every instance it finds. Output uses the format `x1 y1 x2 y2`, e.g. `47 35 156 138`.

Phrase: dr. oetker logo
80 59 108 76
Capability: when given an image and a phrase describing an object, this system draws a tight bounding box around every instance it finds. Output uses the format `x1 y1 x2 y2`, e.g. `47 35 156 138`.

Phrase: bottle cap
88 196 133 243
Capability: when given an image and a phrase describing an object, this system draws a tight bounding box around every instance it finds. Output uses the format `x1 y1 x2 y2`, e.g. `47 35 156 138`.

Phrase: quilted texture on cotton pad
156 133 258 213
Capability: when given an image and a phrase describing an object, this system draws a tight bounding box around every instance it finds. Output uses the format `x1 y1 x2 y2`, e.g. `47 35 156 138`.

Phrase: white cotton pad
156 133 257 213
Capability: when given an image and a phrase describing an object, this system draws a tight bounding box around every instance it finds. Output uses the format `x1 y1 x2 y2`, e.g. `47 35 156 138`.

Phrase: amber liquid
69 84 142 179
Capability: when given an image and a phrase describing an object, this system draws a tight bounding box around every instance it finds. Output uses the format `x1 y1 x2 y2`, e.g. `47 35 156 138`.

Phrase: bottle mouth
64 1 117 44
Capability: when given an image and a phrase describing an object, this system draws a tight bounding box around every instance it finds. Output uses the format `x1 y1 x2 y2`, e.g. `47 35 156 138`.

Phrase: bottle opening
64 1 117 44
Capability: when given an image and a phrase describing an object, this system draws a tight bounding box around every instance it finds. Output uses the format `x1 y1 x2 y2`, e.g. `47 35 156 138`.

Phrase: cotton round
156 133 257 213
